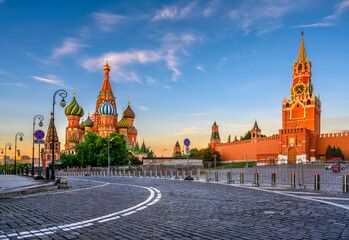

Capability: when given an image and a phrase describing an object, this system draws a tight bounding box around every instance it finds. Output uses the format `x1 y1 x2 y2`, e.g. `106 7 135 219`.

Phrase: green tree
234 135 238 142
61 154 78 168
197 146 221 162
189 148 199 157
227 135 231 143
325 144 333 160
333 147 344 160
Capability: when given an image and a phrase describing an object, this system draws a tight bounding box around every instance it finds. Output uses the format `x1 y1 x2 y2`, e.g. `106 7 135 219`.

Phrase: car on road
325 162 345 171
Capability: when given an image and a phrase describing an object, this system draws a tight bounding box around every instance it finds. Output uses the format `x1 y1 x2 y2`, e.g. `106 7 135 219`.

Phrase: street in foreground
1 177 349 239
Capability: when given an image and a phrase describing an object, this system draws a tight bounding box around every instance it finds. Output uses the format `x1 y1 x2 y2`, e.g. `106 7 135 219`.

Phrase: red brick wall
318 133 349 160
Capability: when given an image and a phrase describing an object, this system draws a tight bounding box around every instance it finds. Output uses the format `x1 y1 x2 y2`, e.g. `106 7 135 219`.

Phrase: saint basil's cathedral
42 61 148 168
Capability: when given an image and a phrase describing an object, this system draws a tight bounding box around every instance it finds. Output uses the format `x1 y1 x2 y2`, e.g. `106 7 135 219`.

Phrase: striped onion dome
117 116 129 129
80 118 85 130
84 115 94 128
68 133 79 143
123 103 135 119
98 100 115 116
64 93 84 117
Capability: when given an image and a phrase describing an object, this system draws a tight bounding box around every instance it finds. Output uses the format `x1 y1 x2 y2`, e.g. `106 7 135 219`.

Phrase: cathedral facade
210 32 349 162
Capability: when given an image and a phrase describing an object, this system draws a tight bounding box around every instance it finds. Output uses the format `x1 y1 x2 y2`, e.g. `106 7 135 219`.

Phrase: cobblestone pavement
1 177 349 239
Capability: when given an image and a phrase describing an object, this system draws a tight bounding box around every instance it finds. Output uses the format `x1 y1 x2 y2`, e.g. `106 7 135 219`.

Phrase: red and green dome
64 93 84 117
123 104 135 119
117 116 129 129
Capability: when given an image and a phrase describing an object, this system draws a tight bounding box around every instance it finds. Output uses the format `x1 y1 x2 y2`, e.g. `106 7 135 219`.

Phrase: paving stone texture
0 176 348 239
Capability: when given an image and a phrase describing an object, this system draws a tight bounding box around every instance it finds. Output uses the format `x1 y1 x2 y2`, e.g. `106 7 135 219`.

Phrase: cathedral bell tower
280 32 321 162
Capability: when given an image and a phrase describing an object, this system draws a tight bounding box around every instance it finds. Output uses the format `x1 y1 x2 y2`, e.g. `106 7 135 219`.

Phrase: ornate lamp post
51 89 67 180
0 148 3 173
32 115 44 176
14 132 24 175
4 143 12 174
108 138 114 176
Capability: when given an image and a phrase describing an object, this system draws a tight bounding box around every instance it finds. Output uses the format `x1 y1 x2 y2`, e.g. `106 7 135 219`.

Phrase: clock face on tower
293 83 306 95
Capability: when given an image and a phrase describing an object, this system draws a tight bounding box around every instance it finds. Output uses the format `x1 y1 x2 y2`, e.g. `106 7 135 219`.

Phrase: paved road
0 177 349 239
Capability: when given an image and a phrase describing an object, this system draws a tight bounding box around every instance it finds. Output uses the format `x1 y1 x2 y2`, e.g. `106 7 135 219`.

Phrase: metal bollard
314 174 320 191
149 170 152 177
291 173 296 188
133 170 135 177
154 170 157 178
143 170 147 177
240 171 244 184
196 169 200 181
189 171 192 178
164 170 167 179
119 171 122 177
254 172 259 186
170 170 173 179
227 171 232 184
123 170 125 176
128 171 130 177
159 170 162 178
205 171 210 182
215 171 219 182
137 170 140 177
271 172 276 186
176 170 179 179
343 174 349 193
182 170 185 179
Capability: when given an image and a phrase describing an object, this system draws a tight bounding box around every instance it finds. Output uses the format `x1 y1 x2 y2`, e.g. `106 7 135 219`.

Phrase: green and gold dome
64 92 84 117
68 133 79 143
117 116 129 129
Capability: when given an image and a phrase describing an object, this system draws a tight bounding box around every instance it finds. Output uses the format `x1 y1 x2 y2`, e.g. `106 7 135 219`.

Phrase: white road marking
311 197 349 200
8 179 161 239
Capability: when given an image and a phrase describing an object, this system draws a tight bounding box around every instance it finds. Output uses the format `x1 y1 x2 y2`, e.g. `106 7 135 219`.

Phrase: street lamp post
214 154 217 170
245 151 248 168
0 148 3 174
4 143 12 174
108 138 114 176
161 149 167 157
51 89 67 180
32 115 44 176
14 132 24 175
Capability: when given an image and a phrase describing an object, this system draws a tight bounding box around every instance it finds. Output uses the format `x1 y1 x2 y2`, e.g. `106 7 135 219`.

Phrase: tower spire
297 30 307 63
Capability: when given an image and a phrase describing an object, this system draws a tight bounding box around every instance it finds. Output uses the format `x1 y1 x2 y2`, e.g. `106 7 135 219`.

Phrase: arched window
298 64 302 70
307 99 311 105
286 103 290 108
304 63 308 71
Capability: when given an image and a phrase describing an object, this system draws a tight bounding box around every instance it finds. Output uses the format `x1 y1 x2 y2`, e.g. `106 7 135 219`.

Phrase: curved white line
12 179 161 239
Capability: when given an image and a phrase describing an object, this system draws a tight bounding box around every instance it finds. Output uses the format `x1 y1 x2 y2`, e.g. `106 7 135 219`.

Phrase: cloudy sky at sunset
1 0 349 157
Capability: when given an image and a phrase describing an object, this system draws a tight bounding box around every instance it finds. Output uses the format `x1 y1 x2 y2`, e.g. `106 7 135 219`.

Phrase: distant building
211 32 349 162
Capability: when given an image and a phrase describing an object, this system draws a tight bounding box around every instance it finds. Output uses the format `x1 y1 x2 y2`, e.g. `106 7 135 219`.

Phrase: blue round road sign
34 130 45 140
184 138 190 147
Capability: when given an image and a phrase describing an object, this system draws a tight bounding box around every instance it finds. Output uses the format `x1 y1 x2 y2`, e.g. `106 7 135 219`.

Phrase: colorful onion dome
84 115 94 128
68 133 79 143
98 100 115 116
80 118 85 130
123 103 135 119
64 92 84 117
117 116 129 129
104 60 110 71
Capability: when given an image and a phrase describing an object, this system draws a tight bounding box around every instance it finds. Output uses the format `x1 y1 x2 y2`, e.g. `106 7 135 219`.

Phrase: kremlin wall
209 32 349 163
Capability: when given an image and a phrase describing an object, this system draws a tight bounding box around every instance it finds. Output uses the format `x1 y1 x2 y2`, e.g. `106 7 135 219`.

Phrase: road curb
0 182 58 199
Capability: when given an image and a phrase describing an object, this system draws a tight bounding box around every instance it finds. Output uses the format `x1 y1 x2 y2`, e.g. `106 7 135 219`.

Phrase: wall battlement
280 128 306 134
320 132 348 138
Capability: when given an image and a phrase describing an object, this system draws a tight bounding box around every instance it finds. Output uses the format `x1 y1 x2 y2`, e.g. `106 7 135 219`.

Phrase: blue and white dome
98 100 115 116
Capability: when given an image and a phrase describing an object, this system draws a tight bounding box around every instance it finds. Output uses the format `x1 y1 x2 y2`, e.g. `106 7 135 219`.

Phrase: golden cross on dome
128 96 130 105
73 86 76 97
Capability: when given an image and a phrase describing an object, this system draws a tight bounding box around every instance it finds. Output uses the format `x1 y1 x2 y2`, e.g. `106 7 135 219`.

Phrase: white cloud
139 106 148 111
32 75 64 86
196 65 206 72
162 85 171 89
294 23 333 28
325 0 349 20
51 38 87 59
0 69 16 78
0 82 24 87
229 1 295 35
153 2 197 21
146 77 157 85
171 126 210 136
203 0 221 17
93 12 125 31
82 33 198 83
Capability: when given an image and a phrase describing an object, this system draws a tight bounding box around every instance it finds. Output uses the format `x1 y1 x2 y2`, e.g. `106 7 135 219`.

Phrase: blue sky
1 0 349 157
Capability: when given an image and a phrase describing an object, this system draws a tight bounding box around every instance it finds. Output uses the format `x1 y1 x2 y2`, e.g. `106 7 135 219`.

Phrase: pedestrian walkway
0 175 40 190
0 175 56 198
